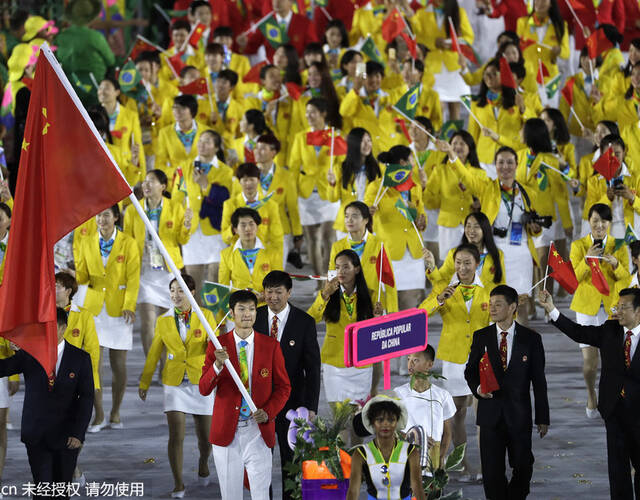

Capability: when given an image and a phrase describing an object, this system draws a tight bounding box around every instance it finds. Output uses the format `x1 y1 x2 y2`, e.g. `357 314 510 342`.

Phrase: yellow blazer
0 338 19 383
349 5 386 48
469 101 524 165
575 150 595 197
326 165 379 232
122 197 190 270
139 308 216 390
208 97 244 146
413 7 474 73
517 16 569 78
159 46 205 83
515 150 566 222
622 125 640 170
218 244 282 293
64 305 101 389
288 128 346 200
364 176 426 261
428 247 506 288
111 104 146 175
606 94 640 129
155 122 211 188
419 279 490 364
570 234 630 315
424 157 488 227
329 233 398 313
243 92 295 160
256 165 303 236
559 73 600 136
75 230 141 317
583 168 640 224
599 48 625 88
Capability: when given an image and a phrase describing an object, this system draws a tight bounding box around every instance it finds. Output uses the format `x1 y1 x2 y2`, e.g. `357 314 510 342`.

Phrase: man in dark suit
255 271 321 500
539 288 640 499
0 307 94 498
465 285 549 500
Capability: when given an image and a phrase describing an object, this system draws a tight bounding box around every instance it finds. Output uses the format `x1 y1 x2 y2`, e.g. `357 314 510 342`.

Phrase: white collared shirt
55 339 66 376
233 237 265 251
241 190 262 205
267 303 291 342
494 320 515 366
275 11 293 30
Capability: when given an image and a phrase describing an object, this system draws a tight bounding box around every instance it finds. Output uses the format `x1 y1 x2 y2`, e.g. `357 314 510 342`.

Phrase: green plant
422 443 466 500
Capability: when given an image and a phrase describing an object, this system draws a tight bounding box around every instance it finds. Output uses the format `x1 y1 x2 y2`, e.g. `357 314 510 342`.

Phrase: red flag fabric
589 258 610 296
306 129 331 146
167 52 186 76
285 82 303 100
0 45 132 377
448 17 460 55
561 77 575 107
394 117 411 142
499 56 517 89
592 147 621 181
188 22 207 48
328 135 348 156
479 350 500 393
129 37 159 62
586 28 614 60
242 61 267 84
376 245 395 287
536 61 549 85
519 38 536 52
381 7 405 43
399 32 417 59
459 44 478 65
547 242 579 294
178 77 208 95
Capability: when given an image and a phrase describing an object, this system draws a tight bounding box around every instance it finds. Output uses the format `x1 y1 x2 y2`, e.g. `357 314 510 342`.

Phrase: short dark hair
600 133 626 153
365 61 384 77
174 94 198 118
105 204 121 225
235 162 261 180
179 65 199 79
171 19 191 33
494 145 518 163
229 289 258 309
416 344 435 362
344 201 372 233
260 64 276 81
619 288 640 310
190 0 211 14
231 207 261 228
169 274 196 293
55 272 78 300
0 202 11 220
588 203 612 222
366 401 401 424
135 50 161 66
218 69 238 87
205 42 225 56
490 284 519 304
453 243 480 264
57 307 68 327
257 134 281 154
263 270 293 291
213 26 234 39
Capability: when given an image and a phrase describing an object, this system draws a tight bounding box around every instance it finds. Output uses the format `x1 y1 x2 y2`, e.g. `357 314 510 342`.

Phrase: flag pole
89 72 99 90
203 280 243 291
39 43 259 413
205 77 214 115
392 106 437 142
563 0 586 35
526 272 550 294
374 187 388 207
569 105 585 131
163 54 180 80
411 220 425 248
239 11 275 37
373 179 385 206
543 241 553 292
137 34 170 55
378 241 384 302
459 98 483 128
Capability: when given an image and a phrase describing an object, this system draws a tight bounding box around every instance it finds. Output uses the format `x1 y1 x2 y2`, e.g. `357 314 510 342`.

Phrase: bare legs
303 222 335 277
166 411 212 493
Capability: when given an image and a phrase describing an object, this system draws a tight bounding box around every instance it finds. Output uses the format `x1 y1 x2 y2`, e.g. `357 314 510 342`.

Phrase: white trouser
212 418 272 500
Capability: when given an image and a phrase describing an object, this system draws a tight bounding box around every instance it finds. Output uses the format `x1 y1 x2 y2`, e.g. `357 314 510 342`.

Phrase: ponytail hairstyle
147 169 172 199
243 108 272 136
200 129 226 163
461 212 503 283
323 250 374 323
341 128 381 189
377 145 412 165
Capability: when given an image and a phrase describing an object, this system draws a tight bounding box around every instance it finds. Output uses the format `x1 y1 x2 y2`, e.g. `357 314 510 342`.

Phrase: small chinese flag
306 129 331 146
479 349 500 394
589 258 610 296
306 130 347 155
499 56 517 89
242 61 267 84
536 61 549 85
448 17 460 55
547 242 578 294
285 82 303 100
592 147 621 181
519 38 536 52
381 7 405 43
399 32 417 59
376 245 395 287
129 36 158 62
561 77 575 107
586 28 614 60
188 22 207 48
179 77 208 96
167 52 186 76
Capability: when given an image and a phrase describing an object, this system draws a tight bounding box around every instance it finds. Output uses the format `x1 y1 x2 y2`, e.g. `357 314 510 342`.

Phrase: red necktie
270 315 279 340
624 331 633 369
500 332 508 371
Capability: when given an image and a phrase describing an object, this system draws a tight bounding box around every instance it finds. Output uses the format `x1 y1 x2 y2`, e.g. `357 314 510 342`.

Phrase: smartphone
593 239 604 248
388 48 396 60
194 159 203 173
355 62 366 79
327 270 338 281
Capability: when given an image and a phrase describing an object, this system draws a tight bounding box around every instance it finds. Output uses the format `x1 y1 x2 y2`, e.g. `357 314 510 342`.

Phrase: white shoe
198 475 210 487
5 423 15 430
73 473 87 488
586 407 599 419
171 489 185 498
87 422 107 433
109 421 124 430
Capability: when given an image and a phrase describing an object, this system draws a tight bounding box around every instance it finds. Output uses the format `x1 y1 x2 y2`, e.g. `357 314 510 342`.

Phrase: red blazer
622 0 640 50
245 12 318 58
557 0 625 50
488 0 527 32
199 330 291 448
313 0 356 39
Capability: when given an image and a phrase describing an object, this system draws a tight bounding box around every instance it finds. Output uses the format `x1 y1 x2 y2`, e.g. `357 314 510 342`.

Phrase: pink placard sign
344 308 428 389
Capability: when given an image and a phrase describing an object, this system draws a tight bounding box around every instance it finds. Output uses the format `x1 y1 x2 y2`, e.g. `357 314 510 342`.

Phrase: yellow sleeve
307 292 328 322
570 240 590 282
458 8 474 45
122 238 141 313
218 250 231 286
285 174 302 236
339 89 361 119
220 198 236 245
139 319 165 390
75 240 89 285
82 313 101 390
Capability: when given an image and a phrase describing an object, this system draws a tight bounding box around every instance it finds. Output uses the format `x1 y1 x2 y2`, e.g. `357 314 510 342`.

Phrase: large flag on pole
0 43 132 378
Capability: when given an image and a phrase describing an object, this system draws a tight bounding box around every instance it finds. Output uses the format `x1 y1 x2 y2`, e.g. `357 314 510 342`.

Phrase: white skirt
440 360 471 397
496 236 534 295
438 225 464 257
433 69 471 103
576 307 608 349
94 305 134 350
322 364 372 403
137 266 174 308
298 191 340 226
424 209 440 242
182 227 224 266
0 377 8 408
392 248 426 291
163 381 214 415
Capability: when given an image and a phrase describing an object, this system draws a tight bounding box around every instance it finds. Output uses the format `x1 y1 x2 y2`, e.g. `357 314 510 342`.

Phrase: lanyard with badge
500 183 525 245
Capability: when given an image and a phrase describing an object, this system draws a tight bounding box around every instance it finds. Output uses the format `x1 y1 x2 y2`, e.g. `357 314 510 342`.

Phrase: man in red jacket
200 289 291 500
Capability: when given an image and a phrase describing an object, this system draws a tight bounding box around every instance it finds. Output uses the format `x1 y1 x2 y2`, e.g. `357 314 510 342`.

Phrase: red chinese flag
589 258 610 296
561 78 575 107
592 147 620 181
394 117 411 142
242 61 267 84
306 129 331 146
547 243 579 294
399 32 417 59
188 22 207 48
381 7 405 43
178 77 208 95
499 56 517 89
459 44 478 65
326 135 347 156
375 245 395 288
519 38 536 52
536 61 549 85
448 17 460 55
586 28 614 60
129 37 158 62
479 350 500 393
0 45 131 377
285 82 303 100
167 52 186 76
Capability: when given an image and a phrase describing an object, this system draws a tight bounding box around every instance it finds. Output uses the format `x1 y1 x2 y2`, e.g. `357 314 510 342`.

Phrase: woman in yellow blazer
516 0 569 83
570 203 629 418
289 97 344 278
308 250 382 438
327 128 382 234
605 39 640 105
139 275 215 496
365 145 427 310
412 0 473 120
159 20 205 83
602 63 640 129
124 169 192 361
419 243 490 476
424 131 488 257
75 205 140 429
329 201 398 313
335 50 363 101
230 109 271 167
468 58 525 177
0 202 9 286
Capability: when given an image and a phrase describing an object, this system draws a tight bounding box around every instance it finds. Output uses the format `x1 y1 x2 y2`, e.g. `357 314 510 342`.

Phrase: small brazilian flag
461 94 473 110
614 224 638 251
545 74 562 99
394 84 421 119
439 119 463 140
118 60 141 93
536 164 550 191
72 73 93 94
360 36 384 65
259 14 290 48
201 282 231 315
395 198 417 222
383 164 414 191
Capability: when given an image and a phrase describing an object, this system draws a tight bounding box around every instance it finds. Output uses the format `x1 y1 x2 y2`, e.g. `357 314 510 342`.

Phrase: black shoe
287 250 304 269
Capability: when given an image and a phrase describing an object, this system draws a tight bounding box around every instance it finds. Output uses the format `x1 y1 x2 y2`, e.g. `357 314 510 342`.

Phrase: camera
493 227 508 238
521 211 553 229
